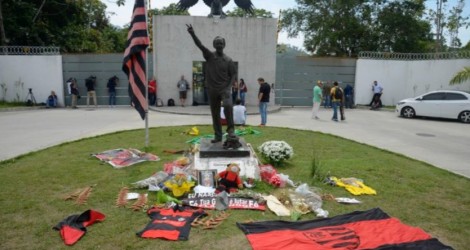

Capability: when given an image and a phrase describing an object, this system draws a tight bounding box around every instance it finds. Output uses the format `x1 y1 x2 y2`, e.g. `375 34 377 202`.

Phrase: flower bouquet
258 140 294 167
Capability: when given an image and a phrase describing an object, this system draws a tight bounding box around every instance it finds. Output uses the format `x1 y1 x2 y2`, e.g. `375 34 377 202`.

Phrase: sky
101 0 470 50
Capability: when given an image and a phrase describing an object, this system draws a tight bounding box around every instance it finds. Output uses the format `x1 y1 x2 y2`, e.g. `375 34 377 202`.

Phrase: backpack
167 98 175 106
156 98 164 107
334 87 343 99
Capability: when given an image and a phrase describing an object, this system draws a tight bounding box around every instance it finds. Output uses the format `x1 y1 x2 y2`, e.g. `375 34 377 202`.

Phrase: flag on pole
123 0 149 120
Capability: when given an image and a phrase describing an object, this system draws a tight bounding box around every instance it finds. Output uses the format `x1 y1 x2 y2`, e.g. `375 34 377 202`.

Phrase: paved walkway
1 105 469 178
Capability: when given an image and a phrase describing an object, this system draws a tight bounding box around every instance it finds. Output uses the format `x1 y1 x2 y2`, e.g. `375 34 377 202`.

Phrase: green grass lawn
0 100 28 108
0 125 469 249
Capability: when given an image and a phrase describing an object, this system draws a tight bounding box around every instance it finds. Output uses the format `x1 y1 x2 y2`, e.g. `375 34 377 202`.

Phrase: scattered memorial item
53 210 105 246
137 206 206 241
198 169 218 188
237 208 453 250
92 148 160 169
183 192 266 211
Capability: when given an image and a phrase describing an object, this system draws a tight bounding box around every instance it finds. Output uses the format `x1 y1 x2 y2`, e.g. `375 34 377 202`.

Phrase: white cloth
233 105 247 125
263 195 291 216
312 102 321 118
220 107 226 119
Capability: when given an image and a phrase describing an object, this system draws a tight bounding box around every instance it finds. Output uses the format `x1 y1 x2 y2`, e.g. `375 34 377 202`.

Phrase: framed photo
197 169 218 188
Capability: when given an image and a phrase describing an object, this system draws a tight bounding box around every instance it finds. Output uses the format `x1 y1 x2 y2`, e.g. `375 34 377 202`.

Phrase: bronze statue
177 0 254 18
186 24 241 149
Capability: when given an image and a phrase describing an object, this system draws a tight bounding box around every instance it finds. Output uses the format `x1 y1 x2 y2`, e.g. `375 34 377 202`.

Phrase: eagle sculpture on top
177 0 254 18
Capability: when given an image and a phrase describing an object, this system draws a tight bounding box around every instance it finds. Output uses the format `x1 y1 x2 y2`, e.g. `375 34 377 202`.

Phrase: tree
447 0 469 49
427 0 470 51
0 0 127 53
282 0 434 56
0 0 6 45
450 67 470 85
149 3 189 16
226 7 273 18
282 0 379 56
375 1 432 53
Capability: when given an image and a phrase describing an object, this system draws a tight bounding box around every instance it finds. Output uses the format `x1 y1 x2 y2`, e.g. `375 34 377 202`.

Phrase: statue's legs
221 89 234 136
208 88 223 142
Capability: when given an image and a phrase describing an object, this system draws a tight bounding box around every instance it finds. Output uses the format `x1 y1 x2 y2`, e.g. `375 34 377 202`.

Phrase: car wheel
458 111 470 123
401 106 415 118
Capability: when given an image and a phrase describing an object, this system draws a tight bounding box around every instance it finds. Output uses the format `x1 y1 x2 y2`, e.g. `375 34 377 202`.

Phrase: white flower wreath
258 140 294 165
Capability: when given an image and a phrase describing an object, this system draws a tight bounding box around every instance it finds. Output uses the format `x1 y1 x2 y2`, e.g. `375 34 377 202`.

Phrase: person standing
231 79 239 103
186 24 240 149
238 78 247 105
344 84 354 109
312 80 323 119
330 81 345 121
369 80 383 107
85 76 97 108
70 81 79 109
66 78 76 107
233 99 247 125
107 75 118 108
177 75 190 107
258 77 270 126
322 82 332 108
148 76 157 106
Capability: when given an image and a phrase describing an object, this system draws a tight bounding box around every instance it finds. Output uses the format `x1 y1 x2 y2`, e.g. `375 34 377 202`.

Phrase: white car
396 90 470 123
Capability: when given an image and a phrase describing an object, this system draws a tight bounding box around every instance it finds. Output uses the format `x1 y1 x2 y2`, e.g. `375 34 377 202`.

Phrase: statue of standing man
186 24 241 149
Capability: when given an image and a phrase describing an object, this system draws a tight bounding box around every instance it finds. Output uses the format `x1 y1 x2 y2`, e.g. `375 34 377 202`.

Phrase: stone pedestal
193 138 259 179
199 138 250 158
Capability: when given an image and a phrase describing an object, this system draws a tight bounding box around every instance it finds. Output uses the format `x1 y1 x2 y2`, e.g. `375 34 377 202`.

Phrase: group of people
312 81 346 121
312 80 383 121
321 82 355 109
66 75 120 109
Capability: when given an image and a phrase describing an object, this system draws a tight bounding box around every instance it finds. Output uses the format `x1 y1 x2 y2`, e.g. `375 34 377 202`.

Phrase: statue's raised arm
186 24 210 56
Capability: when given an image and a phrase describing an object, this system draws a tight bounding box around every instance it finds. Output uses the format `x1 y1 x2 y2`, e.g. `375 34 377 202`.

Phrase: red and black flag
237 208 453 250
123 0 149 120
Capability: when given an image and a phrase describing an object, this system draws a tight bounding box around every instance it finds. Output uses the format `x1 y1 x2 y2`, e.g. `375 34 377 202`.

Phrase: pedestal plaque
193 138 260 179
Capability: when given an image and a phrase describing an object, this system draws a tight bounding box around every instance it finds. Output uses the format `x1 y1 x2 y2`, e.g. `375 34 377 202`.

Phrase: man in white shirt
233 99 247 125
369 80 383 107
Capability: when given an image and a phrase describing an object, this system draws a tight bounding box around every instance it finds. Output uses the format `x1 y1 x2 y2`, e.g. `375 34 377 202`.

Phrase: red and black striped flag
237 208 453 249
123 0 149 120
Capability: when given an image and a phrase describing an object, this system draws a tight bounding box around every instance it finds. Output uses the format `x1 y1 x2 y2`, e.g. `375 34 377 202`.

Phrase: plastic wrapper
294 183 323 211
259 164 277 183
132 171 169 189
278 173 296 187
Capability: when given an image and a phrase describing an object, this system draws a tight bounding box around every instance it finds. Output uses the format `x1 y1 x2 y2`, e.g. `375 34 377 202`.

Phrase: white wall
355 59 470 106
0 55 64 105
153 16 278 106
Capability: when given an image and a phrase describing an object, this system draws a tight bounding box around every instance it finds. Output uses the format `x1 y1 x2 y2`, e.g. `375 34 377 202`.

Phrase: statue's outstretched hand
186 24 194 34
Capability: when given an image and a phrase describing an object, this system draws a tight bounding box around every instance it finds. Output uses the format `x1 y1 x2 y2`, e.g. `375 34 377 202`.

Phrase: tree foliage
0 0 126 53
282 0 434 56
150 3 189 16
450 67 470 85
226 7 273 18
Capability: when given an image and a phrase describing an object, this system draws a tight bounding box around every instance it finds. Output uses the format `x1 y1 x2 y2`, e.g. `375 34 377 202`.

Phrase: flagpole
144 0 150 147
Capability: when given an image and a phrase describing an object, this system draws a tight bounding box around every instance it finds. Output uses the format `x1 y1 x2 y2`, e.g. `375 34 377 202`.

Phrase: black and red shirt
137 206 206 241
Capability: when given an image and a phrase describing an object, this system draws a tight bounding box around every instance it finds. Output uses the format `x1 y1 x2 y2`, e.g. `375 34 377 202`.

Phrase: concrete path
0 105 469 178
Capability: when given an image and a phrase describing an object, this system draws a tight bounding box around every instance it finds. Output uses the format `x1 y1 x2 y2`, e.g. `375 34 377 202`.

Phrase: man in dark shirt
186 24 240 148
344 84 354 109
258 77 270 126
85 76 97 108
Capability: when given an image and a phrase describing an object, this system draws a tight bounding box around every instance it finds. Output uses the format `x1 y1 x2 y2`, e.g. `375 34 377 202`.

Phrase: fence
358 51 470 60
0 46 60 55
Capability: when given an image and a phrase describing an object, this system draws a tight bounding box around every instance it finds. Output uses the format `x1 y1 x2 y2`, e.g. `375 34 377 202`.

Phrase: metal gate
275 53 356 106
62 54 154 106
